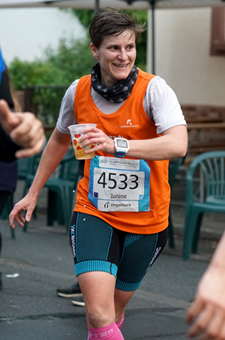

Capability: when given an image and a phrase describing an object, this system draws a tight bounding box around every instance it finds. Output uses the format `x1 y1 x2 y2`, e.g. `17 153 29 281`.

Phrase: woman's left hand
78 125 115 155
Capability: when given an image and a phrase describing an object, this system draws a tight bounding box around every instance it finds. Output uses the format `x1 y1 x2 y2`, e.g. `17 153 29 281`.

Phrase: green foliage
9 37 94 129
9 8 147 90
70 9 94 27
135 29 147 71
9 58 66 90
9 37 93 90
44 37 93 83
8 8 147 129
31 86 68 129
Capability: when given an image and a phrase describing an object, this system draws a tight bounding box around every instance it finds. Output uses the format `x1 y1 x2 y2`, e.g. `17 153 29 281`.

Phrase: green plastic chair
23 147 80 232
18 139 47 184
0 194 13 220
168 156 185 248
0 156 38 221
45 149 80 230
0 155 41 239
183 151 225 260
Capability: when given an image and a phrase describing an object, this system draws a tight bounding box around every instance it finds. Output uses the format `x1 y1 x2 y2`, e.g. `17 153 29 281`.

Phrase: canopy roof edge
0 0 225 9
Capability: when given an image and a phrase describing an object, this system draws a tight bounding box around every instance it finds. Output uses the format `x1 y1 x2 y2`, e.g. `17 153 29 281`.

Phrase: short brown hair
89 8 146 48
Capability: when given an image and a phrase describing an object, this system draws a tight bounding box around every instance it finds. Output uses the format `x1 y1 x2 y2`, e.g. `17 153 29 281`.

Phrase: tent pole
149 0 156 74
92 0 100 64
95 0 99 13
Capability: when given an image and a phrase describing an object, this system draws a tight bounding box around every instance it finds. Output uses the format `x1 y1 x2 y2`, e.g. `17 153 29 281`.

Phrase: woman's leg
78 271 116 328
79 271 135 329
78 272 125 340
114 288 135 324
70 212 126 338
114 228 168 325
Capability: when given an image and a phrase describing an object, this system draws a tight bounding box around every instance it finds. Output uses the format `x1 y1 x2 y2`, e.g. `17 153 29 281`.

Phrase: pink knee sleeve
88 322 124 339
116 314 124 330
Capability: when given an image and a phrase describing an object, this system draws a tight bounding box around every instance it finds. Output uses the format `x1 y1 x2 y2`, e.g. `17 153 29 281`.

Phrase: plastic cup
68 124 97 160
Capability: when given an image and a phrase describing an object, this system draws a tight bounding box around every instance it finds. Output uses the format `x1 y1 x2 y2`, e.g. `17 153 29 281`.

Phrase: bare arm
9 128 71 228
127 125 187 160
78 124 188 160
186 232 225 339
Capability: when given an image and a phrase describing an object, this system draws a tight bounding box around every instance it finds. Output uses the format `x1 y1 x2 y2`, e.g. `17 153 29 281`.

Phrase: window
211 7 225 56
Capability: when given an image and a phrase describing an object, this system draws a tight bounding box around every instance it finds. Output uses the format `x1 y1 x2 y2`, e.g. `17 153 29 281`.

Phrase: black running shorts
70 212 168 291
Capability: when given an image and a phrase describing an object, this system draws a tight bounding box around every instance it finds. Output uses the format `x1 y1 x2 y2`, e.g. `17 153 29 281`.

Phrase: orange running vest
73 68 170 234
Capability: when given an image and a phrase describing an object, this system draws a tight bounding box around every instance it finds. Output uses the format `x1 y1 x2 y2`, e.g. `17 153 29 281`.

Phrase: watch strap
114 150 126 158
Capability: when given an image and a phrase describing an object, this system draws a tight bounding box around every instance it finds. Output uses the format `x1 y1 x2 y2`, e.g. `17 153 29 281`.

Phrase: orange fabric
73 69 170 234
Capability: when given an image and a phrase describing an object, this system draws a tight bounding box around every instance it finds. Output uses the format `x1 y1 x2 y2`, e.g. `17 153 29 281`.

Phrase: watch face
117 139 128 148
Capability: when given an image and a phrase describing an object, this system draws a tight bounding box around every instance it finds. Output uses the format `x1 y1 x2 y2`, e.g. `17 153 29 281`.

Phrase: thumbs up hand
0 99 45 158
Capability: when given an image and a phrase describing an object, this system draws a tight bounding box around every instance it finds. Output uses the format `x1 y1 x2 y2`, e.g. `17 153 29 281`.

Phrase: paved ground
0 177 224 340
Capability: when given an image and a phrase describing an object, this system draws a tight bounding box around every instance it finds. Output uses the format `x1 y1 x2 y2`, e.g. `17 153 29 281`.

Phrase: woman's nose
118 49 126 60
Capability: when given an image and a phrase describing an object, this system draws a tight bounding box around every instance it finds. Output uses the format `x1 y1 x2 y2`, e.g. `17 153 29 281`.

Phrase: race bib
88 156 150 212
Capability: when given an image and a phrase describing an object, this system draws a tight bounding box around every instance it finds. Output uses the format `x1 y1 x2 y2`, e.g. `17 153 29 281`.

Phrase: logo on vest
120 119 139 128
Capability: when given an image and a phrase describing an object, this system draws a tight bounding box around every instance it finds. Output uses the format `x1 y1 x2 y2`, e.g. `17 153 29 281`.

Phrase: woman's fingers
78 128 114 154
9 195 36 229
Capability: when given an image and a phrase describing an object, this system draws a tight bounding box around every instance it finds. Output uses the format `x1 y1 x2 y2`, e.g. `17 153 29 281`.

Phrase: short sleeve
56 80 79 134
144 76 186 134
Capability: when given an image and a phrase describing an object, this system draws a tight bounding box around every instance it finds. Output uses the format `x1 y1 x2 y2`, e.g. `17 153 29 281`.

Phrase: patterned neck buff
91 63 139 103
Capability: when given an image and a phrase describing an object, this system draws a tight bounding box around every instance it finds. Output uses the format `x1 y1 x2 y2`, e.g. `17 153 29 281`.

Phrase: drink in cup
68 124 97 160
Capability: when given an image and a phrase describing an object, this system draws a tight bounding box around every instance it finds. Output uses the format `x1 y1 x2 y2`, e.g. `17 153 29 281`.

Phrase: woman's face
90 29 136 87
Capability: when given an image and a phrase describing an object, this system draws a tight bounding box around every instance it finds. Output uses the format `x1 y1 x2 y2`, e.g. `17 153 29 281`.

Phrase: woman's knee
78 271 116 328
86 303 115 328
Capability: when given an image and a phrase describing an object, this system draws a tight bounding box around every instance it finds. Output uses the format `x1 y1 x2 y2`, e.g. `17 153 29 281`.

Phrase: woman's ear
90 43 99 59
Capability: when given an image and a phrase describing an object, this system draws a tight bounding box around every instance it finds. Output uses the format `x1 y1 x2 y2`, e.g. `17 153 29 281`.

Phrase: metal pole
95 0 99 13
146 9 151 73
93 0 100 64
150 0 156 74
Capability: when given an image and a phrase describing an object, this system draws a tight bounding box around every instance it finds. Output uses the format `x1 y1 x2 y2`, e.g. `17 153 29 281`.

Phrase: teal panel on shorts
75 213 113 262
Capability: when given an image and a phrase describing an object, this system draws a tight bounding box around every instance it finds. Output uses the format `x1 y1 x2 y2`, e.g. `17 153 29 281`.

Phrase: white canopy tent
1 0 225 72
0 0 225 9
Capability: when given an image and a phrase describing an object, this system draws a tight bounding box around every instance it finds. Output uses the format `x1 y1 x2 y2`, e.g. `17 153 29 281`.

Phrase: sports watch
114 137 129 158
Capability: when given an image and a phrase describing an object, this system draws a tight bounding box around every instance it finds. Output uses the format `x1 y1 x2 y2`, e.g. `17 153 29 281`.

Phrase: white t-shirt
56 75 186 135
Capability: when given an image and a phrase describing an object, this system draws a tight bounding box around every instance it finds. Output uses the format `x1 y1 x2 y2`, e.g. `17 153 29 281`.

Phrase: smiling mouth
113 64 129 68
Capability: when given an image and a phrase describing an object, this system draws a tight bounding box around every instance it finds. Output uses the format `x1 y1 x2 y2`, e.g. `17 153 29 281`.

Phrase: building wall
154 7 225 106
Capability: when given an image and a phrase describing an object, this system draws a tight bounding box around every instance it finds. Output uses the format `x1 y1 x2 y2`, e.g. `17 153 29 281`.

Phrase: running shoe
71 295 85 307
56 282 82 298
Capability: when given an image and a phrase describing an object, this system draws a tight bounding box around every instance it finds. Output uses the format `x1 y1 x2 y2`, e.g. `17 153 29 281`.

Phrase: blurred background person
186 232 225 340
0 47 45 289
